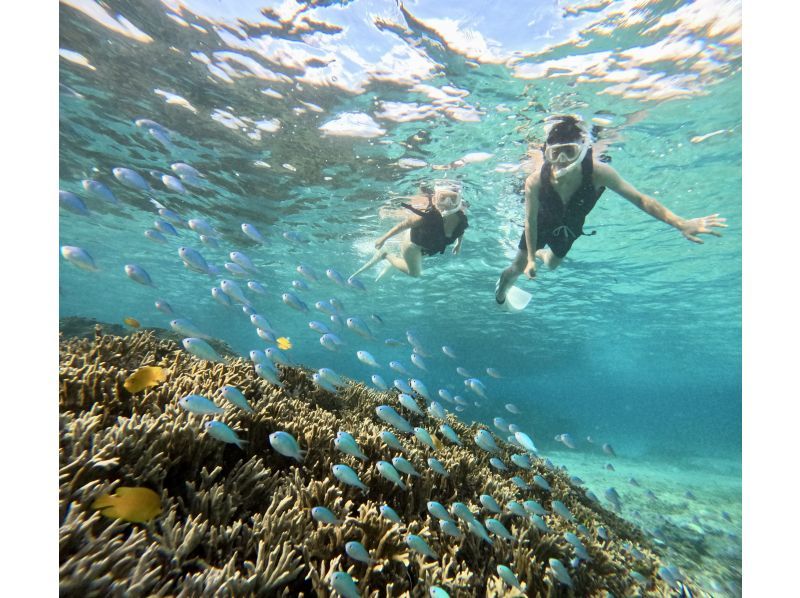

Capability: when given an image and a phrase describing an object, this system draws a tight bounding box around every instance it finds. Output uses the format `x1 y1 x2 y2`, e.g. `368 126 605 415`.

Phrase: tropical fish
154 219 179 236
296 263 317 281
441 345 457 359
393 379 414 395
356 350 379 368
548 559 574 589
230 251 256 273
405 534 438 559
474 430 500 454
391 456 420 477
282 292 309 313
413 427 437 451
379 430 405 452
171 319 211 340
113 167 149 190
564 532 592 561
486 367 504 380
506 501 527 518
309 320 332 335
551 500 576 523
123 264 154 286
241 222 266 243
489 458 507 471
330 314 345 331
81 179 118 204
335 431 368 461
277 337 292 350
144 229 168 244
380 504 402 524
389 361 410 376
224 262 249 278
465 378 488 399
439 424 462 446
531 514 553 533
504 403 520 414
60 246 97 271
325 268 347 287
182 338 223 362
346 317 374 339
384 338 406 347
427 457 449 477
467 520 494 545
178 247 210 274
532 475 551 492
427 501 454 523
493 417 509 432
479 494 502 514
313 373 337 393
410 353 427 371
347 276 367 292
185 218 213 237
91 487 162 523
376 461 406 489
319 333 342 352
329 571 360 598
268 431 303 462
376 406 412 433
220 386 254 413
456 367 472 377
437 389 454 404
257 362 283 385
439 519 463 539
450 502 477 524
154 300 173 315
427 402 446 421
523 500 547 516
291 279 310 292
178 394 224 415
605 487 623 511
60 190 91 216
605 463 616 471
317 368 343 389
122 317 141 328
514 431 538 453
266 347 291 367
371 374 388 391
603 443 617 457
170 162 202 179
247 281 268 296
332 464 367 492
570 476 585 486
370 313 384 325
597 526 609 541
312 506 342 525
409 379 430 400
398 393 424 416
211 287 232 307
558 433 577 449
497 565 522 590
157 208 184 227
123 366 165 393
345 541 373 564
205 421 247 449
486 519 515 542
510 454 532 469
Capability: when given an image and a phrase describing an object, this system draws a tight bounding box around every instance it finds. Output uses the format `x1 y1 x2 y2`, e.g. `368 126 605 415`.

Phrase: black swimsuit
518 148 605 258
402 203 469 256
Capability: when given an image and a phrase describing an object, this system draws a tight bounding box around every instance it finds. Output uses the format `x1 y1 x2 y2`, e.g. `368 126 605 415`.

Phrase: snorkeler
495 114 727 309
351 180 468 279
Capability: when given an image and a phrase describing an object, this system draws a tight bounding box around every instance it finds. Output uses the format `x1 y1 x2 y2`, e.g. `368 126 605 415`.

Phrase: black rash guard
401 203 469 256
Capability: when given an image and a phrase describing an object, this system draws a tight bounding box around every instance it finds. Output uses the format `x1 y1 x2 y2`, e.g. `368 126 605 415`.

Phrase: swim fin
503 286 532 312
375 262 394 281
351 250 387 279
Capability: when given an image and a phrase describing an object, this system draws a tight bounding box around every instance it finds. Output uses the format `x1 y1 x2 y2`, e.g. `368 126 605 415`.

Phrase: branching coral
59 327 695 596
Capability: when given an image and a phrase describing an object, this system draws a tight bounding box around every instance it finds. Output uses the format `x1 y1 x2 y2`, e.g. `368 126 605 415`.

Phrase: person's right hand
375 239 385 250
523 259 537 279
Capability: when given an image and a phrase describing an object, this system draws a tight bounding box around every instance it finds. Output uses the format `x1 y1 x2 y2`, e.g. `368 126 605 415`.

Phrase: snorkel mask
542 114 592 180
432 179 464 217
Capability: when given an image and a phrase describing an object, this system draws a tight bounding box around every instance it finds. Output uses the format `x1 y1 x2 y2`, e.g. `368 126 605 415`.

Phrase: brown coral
59 327 694 596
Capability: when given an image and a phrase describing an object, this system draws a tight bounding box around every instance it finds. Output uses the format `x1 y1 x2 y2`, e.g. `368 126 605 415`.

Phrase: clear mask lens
546 143 582 163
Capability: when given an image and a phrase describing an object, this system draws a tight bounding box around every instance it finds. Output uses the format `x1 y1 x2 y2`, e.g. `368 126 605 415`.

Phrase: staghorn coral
60 327 696 596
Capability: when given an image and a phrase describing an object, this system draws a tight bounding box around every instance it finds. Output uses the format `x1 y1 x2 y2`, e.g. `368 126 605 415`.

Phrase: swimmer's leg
384 243 423 277
535 248 563 270
495 250 527 303
351 250 388 278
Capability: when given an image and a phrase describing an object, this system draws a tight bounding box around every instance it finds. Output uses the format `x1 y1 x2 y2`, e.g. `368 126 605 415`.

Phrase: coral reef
59 326 694 596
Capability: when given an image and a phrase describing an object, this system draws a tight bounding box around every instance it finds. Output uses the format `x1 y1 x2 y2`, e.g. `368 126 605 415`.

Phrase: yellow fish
123 317 141 328
91 487 162 523
431 434 444 452
277 337 292 350
123 366 166 393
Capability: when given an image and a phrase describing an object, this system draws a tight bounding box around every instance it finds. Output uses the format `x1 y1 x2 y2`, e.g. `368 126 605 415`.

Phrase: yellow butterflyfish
123 366 166 393
91 487 162 523
123 317 141 328
431 434 444 452
277 337 292 350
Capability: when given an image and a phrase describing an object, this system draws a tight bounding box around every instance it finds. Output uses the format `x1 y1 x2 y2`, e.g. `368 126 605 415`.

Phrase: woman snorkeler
351 180 469 280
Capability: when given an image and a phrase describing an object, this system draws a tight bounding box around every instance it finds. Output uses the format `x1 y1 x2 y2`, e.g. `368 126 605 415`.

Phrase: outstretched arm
595 162 727 244
375 215 422 249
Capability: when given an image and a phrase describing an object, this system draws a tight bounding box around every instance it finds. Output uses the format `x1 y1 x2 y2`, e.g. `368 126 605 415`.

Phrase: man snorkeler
495 114 727 307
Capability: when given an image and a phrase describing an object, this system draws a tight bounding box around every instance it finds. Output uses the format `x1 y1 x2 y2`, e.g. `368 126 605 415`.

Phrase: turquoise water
60 0 741 591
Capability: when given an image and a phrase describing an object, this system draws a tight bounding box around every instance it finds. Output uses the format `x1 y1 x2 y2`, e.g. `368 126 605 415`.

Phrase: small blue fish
564 532 592 561
178 247 209 274
384 338 406 347
162 174 185 193
296 263 317 281
456 366 471 377
124 264 154 286
510 476 530 490
157 208 184 227
391 456 420 477
320 333 343 352
414 427 437 451
379 430 405 452
309 320 333 335
220 386 254 413
380 504 402 524
409 379 430 401
370 313 384 325
247 281 268 296
225 262 249 277
335 431 368 461
330 314 345 331
493 417 509 432
427 402 446 421
441 345 457 359
489 458 507 471
81 179 118 204
347 276 366 292
605 487 622 511
144 229 168 244
326 268 347 287
241 222 266 244
450 502 477 525
155 219 179 236
514 431 538 453
405 330 426 353
154 300 174 315
438 389 454 403
60 246 97 271
255 363 283 386
249 314 272 332
557 433 577 449
389 361 410 376
266 347 291 367
410 353 427 371
551 500 576 523
522 500 547 516
346 317 373 340
548 559 574 589
204 421 247 449
487 518 515 542
427 457 449 477
345 540 373 564
249 350 270 367
371 374 388 391
230 251 256 273
439 424 462 446
393 379 414 395
496 565 522 590
508 424 521 434
439 519 463 539
376 406 412 433
531 515 553 533
329 571 360 598
182 338 223 362
282 292 309 312
474 430 500 454
465 378 488 399
171 319 211 340
113 167 149 190
597 526 609 541
332 464 368 493
510 454 532 469
313 373 338 393
571 476 585 486
405 534 438 559
318 368 343 388
291 279 309 292
220 279 250 305
356 350 379 368
269 431 303 461
429 587 450 598
480 495 502 514
376 461 406 489
427 501 454 523
188 218 215 237
467 520 494 545
60 190 90 216
178 394 224 415
506 501 527 518
398 394 424 416
603 443 616 457
283 231 307 244
312 506 342 525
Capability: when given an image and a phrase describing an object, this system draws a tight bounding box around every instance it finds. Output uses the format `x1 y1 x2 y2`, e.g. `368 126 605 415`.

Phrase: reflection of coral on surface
59 325 690 596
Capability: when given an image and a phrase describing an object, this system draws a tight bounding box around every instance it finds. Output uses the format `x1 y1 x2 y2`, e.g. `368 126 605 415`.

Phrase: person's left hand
679 213 728 243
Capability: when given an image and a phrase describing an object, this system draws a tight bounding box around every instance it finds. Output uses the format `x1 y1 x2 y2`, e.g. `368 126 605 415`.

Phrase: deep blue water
59 0 741 463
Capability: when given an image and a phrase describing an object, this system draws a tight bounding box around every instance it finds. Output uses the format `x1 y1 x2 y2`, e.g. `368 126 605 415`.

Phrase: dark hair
546 116 584 145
